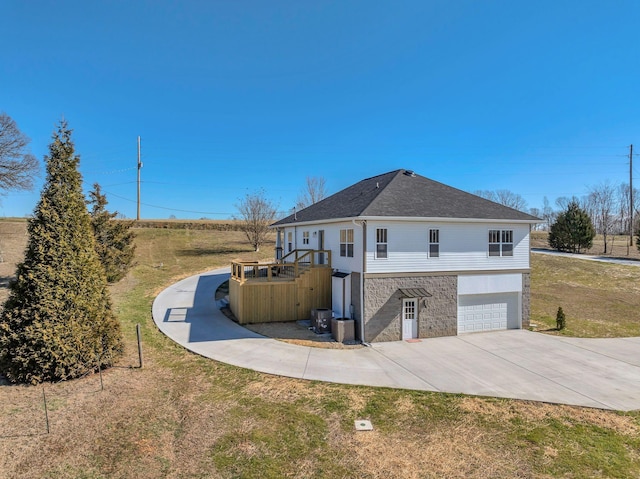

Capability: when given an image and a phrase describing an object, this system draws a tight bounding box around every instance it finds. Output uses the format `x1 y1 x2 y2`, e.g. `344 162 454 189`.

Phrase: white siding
280 220 531 275
365 221 530 274
281 222 363 273
322 222 363 273
458 273 522 295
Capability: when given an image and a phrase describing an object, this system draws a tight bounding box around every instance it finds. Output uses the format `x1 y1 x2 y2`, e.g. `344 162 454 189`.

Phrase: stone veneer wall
363 275 458 342
521 272 530 329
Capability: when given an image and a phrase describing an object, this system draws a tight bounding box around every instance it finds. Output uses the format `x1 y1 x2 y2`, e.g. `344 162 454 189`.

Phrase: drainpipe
275 228 283 260
353 219 369 346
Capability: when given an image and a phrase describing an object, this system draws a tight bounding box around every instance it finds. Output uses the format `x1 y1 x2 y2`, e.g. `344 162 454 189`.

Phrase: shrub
556 307 566 331
88 183 135 283
549 201 595 253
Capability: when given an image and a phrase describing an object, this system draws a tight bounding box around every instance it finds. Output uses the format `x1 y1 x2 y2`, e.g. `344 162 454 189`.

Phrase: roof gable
273 169 540 226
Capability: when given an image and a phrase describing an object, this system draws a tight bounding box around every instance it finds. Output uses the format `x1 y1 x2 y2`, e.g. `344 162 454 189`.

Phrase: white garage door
457 293 519 334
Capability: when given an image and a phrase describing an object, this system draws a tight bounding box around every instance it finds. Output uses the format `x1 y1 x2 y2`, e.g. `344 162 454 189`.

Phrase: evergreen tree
0 121 123 384
556 307 566 331
548 201 595 253
88 183 135 283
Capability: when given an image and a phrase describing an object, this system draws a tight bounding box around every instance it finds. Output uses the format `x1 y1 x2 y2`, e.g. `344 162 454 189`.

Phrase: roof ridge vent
404 170 416 177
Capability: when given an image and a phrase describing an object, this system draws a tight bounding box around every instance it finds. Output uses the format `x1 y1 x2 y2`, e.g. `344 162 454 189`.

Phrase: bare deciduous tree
555 196 571 211
235 190 278 252
529 207 543 230
473 190 497 202
589 182 617 253
542 196 555 230
474 189 527 212
616 183 640 237
494 189 528 211
296 176 327 210
0 113 39 192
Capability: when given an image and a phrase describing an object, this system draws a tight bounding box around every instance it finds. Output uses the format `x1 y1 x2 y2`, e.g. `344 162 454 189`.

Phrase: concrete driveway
152 267 640 411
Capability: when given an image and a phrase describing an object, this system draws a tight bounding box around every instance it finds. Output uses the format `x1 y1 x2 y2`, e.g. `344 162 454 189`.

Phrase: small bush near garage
556 307 566 330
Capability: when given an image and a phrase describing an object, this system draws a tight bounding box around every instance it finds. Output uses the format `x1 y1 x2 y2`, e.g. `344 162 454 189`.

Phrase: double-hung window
287 232 293 252
302 231 310 245
429 229 439 258
340 228 354 257
375 228 388 259
488 229 513 257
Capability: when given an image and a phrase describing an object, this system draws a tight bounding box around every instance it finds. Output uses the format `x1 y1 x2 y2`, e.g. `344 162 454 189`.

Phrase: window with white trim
340 228 354 257
429 229 439 258
302 231 309 245
489 229 513 257
375 228 388 259
287 232 293 252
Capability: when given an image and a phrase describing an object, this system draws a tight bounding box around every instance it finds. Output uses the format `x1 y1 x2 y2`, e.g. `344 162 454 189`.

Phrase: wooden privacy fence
230 250 332 324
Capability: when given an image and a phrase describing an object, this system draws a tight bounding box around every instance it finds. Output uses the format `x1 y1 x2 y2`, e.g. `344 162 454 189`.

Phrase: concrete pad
152 267 640 411
558 337 640 367
303 346 439 390
372 337 610 408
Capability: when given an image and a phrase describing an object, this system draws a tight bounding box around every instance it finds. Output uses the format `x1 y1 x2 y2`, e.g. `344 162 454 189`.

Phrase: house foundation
362 274 458 342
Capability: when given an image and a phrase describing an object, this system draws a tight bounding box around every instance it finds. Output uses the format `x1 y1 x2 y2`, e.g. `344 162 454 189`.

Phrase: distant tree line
477 182 640 253
238 175 640 256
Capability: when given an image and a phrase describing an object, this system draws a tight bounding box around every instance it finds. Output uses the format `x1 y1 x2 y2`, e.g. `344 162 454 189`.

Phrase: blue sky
1 1 638 219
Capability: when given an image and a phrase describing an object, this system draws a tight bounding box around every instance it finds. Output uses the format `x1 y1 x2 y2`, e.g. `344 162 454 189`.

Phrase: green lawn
1 226 639 478
530 253 640 337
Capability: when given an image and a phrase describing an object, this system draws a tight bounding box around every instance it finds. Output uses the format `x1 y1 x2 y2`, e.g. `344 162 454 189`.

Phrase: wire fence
0 324 143 438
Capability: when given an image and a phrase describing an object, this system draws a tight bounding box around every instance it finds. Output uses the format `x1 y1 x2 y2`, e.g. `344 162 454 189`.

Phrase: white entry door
402 298 418 339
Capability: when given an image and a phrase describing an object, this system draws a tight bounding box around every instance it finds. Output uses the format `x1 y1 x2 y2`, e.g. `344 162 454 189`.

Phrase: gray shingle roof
272 169 540 226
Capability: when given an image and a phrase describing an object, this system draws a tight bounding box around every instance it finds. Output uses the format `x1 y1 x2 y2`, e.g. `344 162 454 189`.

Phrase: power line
103 190 232 216
81 166 137 175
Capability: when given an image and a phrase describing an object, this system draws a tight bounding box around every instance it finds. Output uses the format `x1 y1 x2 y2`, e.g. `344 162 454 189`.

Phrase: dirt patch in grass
459 397 640 436
243 321 364 349
333 421 530 479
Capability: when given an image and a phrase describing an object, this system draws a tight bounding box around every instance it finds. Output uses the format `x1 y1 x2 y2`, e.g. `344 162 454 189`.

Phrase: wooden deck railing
231 249 332 283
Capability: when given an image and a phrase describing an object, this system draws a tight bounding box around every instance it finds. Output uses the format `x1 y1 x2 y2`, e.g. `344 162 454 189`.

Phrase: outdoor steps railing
231 249 332 283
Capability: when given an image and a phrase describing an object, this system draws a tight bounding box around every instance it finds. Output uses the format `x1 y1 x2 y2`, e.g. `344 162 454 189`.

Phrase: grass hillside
0 222 639 478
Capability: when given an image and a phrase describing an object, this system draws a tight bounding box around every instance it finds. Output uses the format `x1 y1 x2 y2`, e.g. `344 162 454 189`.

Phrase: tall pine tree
88 183 135 283
0 121 123 384
548 201 595 253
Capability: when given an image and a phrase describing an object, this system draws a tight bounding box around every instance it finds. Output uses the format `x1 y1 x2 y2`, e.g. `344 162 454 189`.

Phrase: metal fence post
136 323 143 368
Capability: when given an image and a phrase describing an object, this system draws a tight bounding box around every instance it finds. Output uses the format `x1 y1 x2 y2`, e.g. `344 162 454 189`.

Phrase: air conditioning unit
332 318 355 343
311 308 332 333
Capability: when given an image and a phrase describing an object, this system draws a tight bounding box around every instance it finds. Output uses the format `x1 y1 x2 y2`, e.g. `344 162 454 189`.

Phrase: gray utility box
311 308 333 333
331 318 355 343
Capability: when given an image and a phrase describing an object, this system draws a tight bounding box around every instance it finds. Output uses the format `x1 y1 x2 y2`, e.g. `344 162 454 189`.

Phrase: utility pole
630 144 634 247
137 136 141 221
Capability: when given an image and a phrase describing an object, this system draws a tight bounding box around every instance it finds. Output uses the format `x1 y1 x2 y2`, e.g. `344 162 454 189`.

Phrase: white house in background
271 169 540 343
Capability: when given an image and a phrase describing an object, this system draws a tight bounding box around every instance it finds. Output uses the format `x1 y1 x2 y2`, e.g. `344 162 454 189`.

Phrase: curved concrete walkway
152 267 640 411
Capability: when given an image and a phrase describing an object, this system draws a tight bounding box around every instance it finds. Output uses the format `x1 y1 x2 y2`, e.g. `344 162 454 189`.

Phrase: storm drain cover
355 420 373 431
